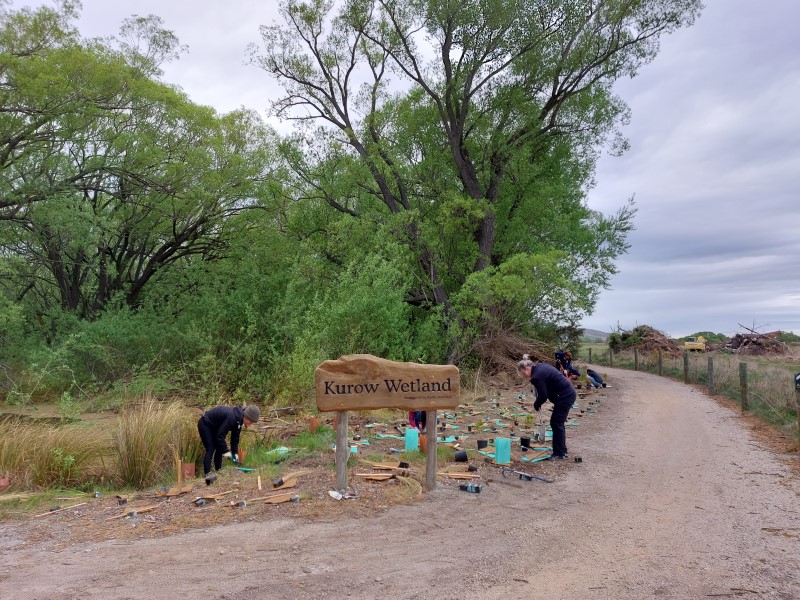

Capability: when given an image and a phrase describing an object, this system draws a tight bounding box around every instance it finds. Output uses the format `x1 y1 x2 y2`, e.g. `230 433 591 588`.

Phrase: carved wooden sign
315 354 460 412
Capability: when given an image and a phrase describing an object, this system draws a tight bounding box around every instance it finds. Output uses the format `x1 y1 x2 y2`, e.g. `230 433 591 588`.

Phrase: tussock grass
0 420 106 488
113 399 186 488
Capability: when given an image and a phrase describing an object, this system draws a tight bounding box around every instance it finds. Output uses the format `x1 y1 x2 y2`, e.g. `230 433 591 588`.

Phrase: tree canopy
249 0 700 360
0 0 703 406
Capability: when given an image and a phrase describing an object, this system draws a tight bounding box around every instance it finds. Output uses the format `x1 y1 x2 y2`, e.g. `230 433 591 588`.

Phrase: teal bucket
405 428 419 451
495 437 511 464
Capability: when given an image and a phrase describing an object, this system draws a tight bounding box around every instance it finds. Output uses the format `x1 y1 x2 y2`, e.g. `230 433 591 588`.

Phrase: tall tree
251 0 701 358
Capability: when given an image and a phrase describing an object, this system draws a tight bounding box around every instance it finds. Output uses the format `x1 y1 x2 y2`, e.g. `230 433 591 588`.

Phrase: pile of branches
472 330 553 380
708 331 790 356
609 325 682 357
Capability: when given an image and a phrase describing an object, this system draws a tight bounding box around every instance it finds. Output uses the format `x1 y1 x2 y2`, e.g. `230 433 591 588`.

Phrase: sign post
316 354 460 492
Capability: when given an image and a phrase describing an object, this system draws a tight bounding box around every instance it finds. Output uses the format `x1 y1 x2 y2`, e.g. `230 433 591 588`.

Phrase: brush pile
472 330 552 379
609 325 682 357
708 332 789 356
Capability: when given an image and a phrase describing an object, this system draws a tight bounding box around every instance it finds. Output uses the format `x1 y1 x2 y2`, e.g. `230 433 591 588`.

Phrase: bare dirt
1 367 799 600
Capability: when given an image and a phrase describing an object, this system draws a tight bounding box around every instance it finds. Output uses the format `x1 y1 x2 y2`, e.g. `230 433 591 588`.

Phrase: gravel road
2 367 798 600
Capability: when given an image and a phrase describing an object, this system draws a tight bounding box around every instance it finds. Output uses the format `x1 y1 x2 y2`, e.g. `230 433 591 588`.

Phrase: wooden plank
273 478 297 491
438 472 480 480
354 473 395 481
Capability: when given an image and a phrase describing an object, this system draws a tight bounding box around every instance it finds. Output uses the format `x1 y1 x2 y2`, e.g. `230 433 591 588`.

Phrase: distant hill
582 328 610 341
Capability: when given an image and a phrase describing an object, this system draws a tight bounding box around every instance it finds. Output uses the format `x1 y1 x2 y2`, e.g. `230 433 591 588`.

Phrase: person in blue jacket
555 350 581 380
517 354 576 459
197 404 260 484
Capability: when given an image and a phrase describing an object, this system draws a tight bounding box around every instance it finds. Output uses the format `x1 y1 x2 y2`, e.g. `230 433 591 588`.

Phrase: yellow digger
684 336 707 351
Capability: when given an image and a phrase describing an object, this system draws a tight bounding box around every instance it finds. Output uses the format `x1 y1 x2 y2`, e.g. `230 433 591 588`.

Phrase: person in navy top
517 354 576 459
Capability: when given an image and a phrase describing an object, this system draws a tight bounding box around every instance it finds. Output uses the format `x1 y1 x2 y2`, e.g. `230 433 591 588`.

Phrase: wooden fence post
634 348 639 371
658 350 663 376
794 373 800 452
588 347 592 362
739 362 749 411
683 352 689 384
609 349 613 367
707 356 715 395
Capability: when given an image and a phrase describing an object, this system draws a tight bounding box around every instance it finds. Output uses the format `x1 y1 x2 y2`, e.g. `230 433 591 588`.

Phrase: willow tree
252 0 701 360
0 3 277 321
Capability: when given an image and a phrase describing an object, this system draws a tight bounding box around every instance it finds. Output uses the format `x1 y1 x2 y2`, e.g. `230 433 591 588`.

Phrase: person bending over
517 354 576 460
197 404 260 484
586 368 605 389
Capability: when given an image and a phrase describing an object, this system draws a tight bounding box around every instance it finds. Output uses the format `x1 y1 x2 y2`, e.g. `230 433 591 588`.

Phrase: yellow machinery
684 336 707 351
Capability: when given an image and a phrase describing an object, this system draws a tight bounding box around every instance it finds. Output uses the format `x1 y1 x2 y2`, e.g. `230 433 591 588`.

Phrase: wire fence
579 347 800 450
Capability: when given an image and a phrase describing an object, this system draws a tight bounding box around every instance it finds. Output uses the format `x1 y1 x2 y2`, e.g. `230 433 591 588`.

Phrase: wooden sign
315 354 459 412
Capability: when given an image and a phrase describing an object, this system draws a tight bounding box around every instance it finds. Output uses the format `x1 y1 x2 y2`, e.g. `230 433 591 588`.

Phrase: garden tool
500 466 553 483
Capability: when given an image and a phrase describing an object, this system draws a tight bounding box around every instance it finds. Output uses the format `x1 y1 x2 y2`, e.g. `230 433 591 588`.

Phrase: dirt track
2 367 799 600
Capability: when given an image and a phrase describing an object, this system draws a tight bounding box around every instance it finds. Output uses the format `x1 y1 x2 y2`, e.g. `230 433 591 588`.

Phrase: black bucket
520 437 531 449
454 450 468 462
477 440 488 450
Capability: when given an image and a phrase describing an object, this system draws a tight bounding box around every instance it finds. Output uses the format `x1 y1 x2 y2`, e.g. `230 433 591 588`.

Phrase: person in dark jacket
586 368 605 388
197 405 260 484
555 350 581 381
517 354 576 459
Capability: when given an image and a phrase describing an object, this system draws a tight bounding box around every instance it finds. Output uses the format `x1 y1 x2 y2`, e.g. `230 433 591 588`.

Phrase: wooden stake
105 504 160 521
33 502 88 518
176 458 183 488
257 475 262 491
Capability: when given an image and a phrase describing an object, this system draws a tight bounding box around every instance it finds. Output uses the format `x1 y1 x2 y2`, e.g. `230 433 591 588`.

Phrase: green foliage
0 0 703 410
678 331 729 344
777 331 800 343
57 391 82 423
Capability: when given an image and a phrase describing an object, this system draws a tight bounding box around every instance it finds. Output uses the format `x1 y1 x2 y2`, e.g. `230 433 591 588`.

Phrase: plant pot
477 440 488 450
0 474 10 492
308 417 323 433
419 434 428 454
238 449 247 465
181 462 196 479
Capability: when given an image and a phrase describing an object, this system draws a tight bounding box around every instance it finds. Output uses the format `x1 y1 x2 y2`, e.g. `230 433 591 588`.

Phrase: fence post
588 347 592 362
609 349 613 367
634 348 639 371
739 362 749 411
794 373 800 452
658 350 663 376
683 352 689 384
707 356 715 395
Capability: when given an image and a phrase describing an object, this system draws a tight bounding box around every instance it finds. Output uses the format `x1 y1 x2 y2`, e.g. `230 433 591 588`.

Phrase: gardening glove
232 454 239 464
222 451 232 460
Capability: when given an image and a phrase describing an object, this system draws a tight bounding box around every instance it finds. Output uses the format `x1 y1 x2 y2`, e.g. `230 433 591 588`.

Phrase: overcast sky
12 0 800 338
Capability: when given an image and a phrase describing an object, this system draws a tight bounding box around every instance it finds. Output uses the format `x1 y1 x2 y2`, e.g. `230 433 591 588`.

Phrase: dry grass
0 420 107 488
113 399 187 488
